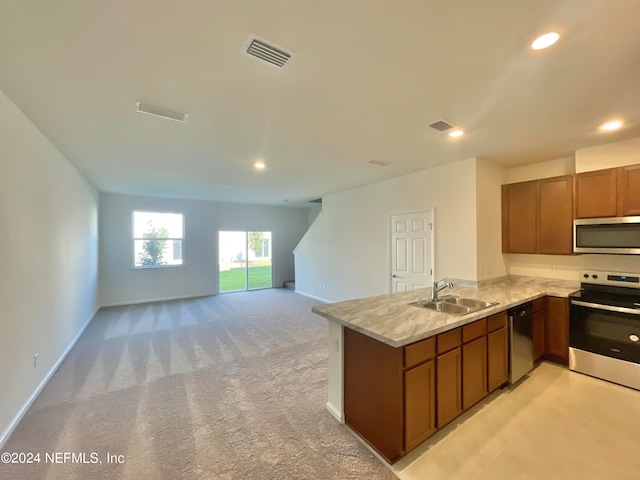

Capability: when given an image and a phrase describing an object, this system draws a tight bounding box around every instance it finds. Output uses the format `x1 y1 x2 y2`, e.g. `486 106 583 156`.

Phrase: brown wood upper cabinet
575 168 617 218
538 175 574 254
502 181 537 253
576 164 640 218
618 164 640 216
502 175 573 254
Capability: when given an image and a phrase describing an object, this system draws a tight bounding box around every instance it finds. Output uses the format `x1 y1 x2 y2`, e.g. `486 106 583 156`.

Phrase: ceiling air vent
428 120 454 132
368 159 391 167
245 36 292 68
135 102 188 123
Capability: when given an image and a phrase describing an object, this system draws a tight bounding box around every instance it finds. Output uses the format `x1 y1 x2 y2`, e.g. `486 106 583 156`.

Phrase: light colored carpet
1 288 396 480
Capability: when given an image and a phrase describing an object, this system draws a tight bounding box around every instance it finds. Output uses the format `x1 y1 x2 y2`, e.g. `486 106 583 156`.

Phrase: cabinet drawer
462 318 487 343
532 297 546 313
437 328 461 354
405 337 436 369
487 311 507 332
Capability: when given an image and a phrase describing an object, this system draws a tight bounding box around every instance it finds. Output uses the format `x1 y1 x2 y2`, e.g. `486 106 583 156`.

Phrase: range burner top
570 269 640 309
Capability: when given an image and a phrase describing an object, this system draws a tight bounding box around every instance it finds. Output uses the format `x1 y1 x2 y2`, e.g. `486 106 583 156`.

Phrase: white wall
476 159 507 280
295 158 479 302
99 193 308 306
506 157 575 183
503 136 640 280
307 204 322 226
0 89 99 445
576 137 640 172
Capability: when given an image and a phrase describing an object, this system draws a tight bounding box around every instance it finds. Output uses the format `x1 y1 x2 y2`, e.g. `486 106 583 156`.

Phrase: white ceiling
1 0 639 207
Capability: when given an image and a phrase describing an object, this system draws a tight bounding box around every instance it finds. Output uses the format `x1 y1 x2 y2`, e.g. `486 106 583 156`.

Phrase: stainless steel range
569 270 640 390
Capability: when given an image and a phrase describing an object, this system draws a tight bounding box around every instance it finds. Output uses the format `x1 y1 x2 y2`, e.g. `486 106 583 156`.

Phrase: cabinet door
462 336 488 410
502 181 538 253
487 327 508 392
545 297 569 365
575 168 617 218
532 310 545 361
538 175 574 254
404 360 436 452
436 347 462 428
618 164 640 216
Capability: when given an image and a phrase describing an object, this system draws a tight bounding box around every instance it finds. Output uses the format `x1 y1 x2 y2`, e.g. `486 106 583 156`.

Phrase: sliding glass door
218 231 272 293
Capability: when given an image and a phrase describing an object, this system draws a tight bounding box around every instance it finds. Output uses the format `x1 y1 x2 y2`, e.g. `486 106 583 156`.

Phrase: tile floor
388 362 640 480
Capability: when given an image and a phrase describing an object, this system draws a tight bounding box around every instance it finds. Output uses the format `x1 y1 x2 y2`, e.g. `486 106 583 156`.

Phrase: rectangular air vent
136 102 189 123
429 120 454 132
245 37 291 68
368 159 391 167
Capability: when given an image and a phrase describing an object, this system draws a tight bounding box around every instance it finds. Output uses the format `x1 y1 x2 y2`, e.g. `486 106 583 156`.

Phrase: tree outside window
133 211 183 267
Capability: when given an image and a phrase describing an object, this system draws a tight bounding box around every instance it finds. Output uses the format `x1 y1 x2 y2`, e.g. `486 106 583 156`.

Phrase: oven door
570 301 640 364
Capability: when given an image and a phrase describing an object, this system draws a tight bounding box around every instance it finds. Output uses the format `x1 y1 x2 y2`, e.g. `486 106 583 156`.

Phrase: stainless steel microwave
574 216 640 254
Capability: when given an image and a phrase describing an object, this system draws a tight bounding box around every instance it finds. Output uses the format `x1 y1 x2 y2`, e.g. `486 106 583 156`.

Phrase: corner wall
99 193 309 306
0 89 99 445
476 159 507 281
294 158 479 302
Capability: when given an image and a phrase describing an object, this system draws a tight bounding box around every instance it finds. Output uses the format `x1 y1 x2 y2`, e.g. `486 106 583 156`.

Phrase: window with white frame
133 211 184 267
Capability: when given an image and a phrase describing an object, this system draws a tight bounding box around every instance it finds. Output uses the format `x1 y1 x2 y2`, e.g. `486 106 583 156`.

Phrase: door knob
391 274 397 278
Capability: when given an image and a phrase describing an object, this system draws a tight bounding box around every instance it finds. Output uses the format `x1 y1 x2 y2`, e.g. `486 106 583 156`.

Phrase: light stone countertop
311 276 580 348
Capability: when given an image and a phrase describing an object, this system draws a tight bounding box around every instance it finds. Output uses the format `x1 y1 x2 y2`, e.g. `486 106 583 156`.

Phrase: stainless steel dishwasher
508 302 534 383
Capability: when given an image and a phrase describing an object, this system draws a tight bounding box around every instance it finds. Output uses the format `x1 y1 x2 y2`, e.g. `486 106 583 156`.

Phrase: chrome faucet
431 279 454 302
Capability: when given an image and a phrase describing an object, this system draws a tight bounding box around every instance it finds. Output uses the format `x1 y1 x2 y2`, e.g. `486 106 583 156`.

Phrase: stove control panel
580 270 640 289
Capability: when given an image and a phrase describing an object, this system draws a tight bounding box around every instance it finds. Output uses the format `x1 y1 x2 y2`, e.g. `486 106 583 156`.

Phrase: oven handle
571 300 640 316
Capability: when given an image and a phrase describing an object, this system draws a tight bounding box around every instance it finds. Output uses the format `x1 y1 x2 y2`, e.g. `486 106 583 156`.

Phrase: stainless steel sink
409 296 498 316
422 301 472 314
441 296 497 310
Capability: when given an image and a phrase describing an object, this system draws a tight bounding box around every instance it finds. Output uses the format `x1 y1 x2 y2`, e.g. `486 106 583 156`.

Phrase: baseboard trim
294 290 333 304
100 292 214 308
0 306 99 449
325 401 344 423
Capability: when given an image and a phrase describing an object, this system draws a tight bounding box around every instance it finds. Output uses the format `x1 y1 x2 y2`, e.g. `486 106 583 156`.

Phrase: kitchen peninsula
312 276 578 463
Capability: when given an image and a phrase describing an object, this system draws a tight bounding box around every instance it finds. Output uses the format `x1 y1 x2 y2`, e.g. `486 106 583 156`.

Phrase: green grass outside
219 264 272 292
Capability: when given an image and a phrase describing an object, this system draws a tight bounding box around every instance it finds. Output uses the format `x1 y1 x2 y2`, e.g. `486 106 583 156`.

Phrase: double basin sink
410 296 499 316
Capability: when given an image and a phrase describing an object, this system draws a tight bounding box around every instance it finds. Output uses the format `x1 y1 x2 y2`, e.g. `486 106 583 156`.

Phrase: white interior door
390 212 433 292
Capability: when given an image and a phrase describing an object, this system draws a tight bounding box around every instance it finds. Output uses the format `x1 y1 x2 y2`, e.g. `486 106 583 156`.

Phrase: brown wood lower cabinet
343 327 404 463
404 359 436 451
436 347 462 427
462 336 488 410
344 310 510 464
487 326 508 391
545 297 569 365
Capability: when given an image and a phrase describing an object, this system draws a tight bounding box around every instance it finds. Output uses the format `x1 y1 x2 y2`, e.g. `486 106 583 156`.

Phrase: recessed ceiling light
599 120 623 131
448 130 464 138
531 32 560 50
254 160 266 170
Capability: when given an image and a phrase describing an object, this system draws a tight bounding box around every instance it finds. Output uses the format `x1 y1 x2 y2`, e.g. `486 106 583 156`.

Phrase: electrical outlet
33 353 38 368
